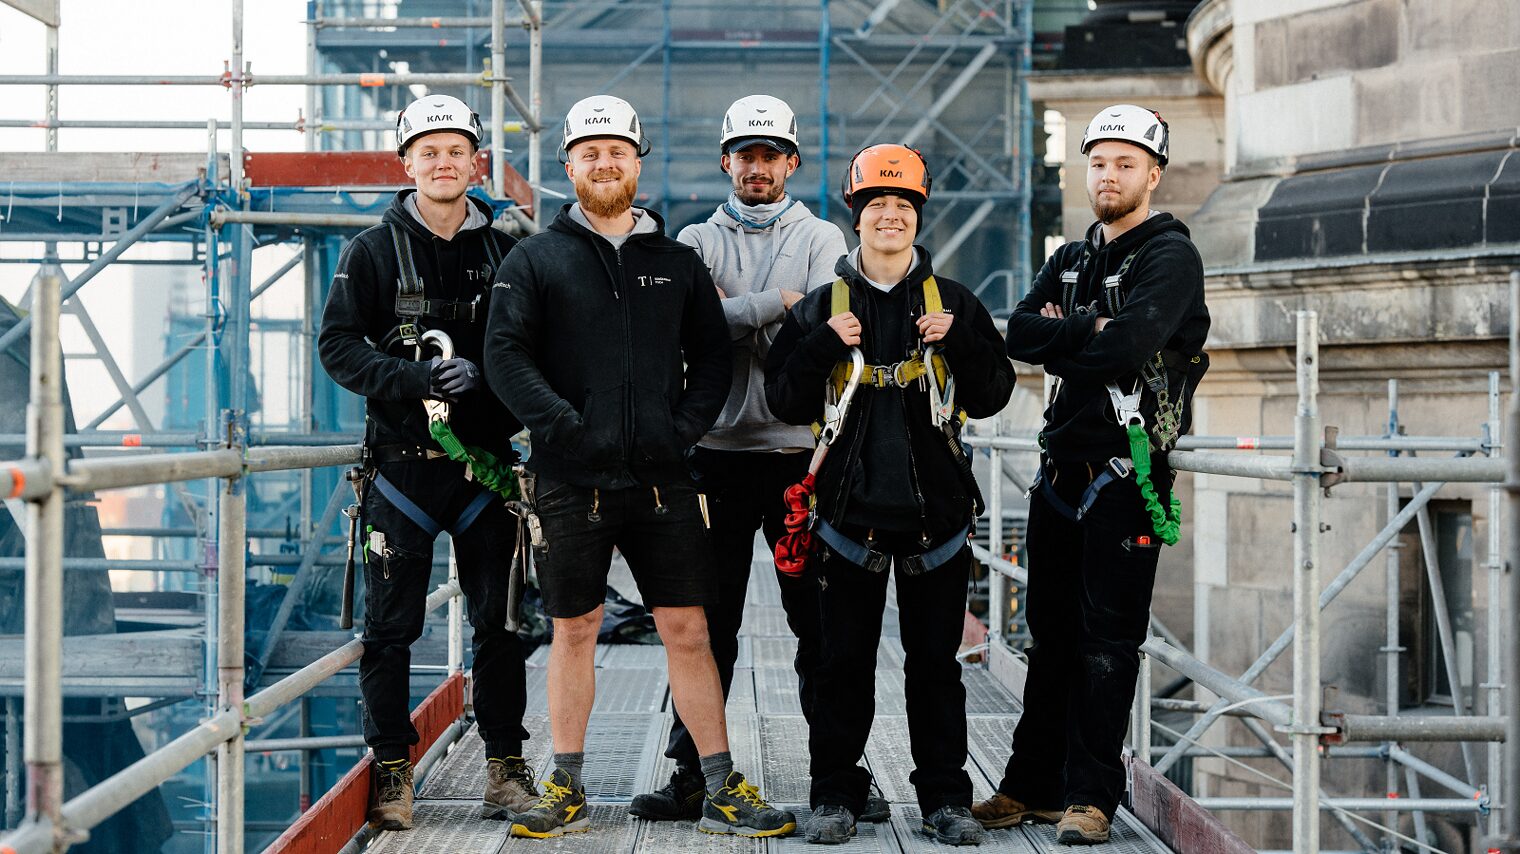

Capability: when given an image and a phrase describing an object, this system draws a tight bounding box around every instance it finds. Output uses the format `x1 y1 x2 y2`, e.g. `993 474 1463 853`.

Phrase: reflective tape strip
1236 437 1260 450
6 467 23 499
358 73 386 87
122 433 142 447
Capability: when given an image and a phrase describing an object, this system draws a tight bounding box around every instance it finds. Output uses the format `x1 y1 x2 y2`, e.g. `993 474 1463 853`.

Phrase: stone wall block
1353 59 1462 147
1460 48 1520 138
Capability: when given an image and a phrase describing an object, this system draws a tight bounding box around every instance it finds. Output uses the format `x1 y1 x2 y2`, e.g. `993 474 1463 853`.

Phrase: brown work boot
368 758 414 830
483 756 541 819
1056 805 1110 844
969 792 1062 829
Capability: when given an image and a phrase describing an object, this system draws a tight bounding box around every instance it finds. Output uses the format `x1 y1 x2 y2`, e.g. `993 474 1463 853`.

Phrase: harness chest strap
388 222 504 335
826 277 952 392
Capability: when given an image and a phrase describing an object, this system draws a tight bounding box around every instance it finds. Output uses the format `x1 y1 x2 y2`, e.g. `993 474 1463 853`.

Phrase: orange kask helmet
841 144 931 230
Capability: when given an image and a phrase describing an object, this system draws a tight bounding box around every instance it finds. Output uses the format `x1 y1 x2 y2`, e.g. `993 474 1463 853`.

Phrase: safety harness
807 277 976 574
1037 243 1206 546
364 227 518 542
381 221 503 352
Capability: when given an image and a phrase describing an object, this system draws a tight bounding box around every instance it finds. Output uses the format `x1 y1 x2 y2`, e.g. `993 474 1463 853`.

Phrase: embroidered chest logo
636 275 672 288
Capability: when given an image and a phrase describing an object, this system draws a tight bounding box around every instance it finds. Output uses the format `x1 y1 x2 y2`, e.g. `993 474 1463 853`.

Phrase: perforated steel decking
372 558 1175 853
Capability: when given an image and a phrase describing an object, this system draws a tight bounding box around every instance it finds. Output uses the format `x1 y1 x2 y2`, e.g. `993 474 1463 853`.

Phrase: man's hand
1040 302 1065 319
917 311 954 344
827 311 862 346
430 357 482 400
780 288 803 309
715 284 728 299
1094 316 1112 332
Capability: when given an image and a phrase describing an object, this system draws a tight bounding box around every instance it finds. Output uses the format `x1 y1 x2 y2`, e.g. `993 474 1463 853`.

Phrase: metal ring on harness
820 348 866 448
420 329 455 425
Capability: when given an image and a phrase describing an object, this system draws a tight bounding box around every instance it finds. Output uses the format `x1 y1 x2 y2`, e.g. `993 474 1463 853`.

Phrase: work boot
698 771 796 837
629 766 705 820
860 794 892 823
367 758 414 830
509 769 590 838
1056 805 1111 845
804 804 857 844
483 756 540 820
970 792 1062 829
922 806 986 846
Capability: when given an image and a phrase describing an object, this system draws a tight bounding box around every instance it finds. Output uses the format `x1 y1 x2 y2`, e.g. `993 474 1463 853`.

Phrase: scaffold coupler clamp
820 347 866 447
420 328 455 425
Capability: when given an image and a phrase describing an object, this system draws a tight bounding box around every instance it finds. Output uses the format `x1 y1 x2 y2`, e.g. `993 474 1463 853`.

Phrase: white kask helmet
396 95 483 157
562 95 649 155
1080 104 1169 166
720 94 800 162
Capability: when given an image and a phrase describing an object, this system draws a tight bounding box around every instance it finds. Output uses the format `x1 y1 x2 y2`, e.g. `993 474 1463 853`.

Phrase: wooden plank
0 629 199 680
0 152 228 183
1125 754 1254 854
263 672 464 854
242 151 535 211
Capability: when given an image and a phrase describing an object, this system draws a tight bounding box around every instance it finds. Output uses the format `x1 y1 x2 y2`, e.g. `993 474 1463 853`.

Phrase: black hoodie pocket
571 385 623 468
633 386 686 465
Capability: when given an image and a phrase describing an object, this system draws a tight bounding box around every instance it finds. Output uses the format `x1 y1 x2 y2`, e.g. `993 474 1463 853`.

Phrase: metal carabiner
820 348 866 447
923 346 957 428
1105 380 1145 429
420 328 456 425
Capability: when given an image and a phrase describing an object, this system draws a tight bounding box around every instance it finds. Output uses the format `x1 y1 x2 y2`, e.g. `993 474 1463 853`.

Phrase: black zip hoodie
483 205 732 490
765 248 1015 538
1007 213 1209 462
318 190 520 458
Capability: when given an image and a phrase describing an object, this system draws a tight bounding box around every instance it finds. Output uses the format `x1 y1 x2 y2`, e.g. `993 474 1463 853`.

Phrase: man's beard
734 176 784 205
575 169 638 218
1090 184 1145 225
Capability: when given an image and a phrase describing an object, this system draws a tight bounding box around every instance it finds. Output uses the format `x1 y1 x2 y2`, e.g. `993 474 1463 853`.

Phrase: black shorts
530 477 717 619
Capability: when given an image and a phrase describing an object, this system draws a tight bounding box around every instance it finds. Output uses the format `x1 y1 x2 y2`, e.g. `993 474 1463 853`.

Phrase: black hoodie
1007 213 1209 462
483 205 732 490
765 249 1015 538
317 190 520 458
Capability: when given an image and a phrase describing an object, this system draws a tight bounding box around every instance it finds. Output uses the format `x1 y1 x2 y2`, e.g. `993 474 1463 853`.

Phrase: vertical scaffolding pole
230 0 245 194
1291 311 1322 854
527 0 543 230
1012 0 1032 310
202 122 224 852
1382 379 1402 851
1502 270 1520 853
4 697 19 830
490 0 506 199
22 260 65 847
305 1 318 151
1489 370 1504 841
215 460 246 854
987 414 1005 650
43 24 57 153
817 0 830 221
659 0 672 219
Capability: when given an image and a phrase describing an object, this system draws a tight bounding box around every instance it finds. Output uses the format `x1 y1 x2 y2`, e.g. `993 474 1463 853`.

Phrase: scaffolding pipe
526 0 543 229
1197 798 1483 813
490 0 507 199
81 333 208 430
1290 310 1324 854
0 73 494 87
1502 269 1520 853
1386 744 1485 801
245 735 366 753
1382 378 1403 849
1333 455 1502 483
0 183 201 357
1153 478 1447 774
1141 639 1294 728
968 434 1488 454
215 470 246 854
1488 369 1505 841
0 432 361 449
1413 484 1480 780
311 16 522 28
209 210 379 229
20 260 65 847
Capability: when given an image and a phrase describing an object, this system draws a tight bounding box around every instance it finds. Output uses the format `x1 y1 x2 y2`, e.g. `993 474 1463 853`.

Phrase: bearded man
483 95 795 840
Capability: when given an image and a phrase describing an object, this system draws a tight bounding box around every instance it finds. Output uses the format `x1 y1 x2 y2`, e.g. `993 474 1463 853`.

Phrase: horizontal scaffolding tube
312 15 523 27
1141 638 1295 729
1196 798 1483 813
1331 454 1502 484
0 444 360 497
0 432 361 448
967 434 1489 455
1334 714 1507 743
210 211 381 229
1168 451 1296 480
0 73 494 87
245 735 366 752
1387 744 1485 800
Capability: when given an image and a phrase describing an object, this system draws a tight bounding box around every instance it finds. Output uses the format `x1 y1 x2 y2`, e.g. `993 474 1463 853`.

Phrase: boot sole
482 801 537 821
1056 827 1110 845
510 816 592 838
368 817 413 831
921 824 986 846
698 817 797 838
804 824 857 844
975 810 1063 829
628 798 703 821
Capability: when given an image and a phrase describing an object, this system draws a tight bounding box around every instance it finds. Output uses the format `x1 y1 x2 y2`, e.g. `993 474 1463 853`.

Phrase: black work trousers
359 458 530 763
664 446 820 771
998 458 1164 818
808 536 973 817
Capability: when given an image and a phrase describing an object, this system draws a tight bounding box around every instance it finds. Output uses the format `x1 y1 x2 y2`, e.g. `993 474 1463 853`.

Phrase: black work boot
923 805 986 845
629 766 705 821
805 804 857 844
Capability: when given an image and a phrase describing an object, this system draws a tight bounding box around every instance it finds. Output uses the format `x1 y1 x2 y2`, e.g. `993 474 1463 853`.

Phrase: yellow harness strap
825 277 953 392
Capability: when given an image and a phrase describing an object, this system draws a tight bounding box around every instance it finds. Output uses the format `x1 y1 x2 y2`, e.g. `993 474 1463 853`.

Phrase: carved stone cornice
1186 0 1234 96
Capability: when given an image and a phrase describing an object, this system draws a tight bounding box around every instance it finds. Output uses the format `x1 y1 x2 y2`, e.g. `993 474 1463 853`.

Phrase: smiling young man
318 94 535 831
627 94 857 823
976 105 1209 845
483 94 794 840
765 145 1015 846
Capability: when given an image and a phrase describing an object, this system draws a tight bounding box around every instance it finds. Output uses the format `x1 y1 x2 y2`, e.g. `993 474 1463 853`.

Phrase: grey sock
554 751 585 790
700 751 734 795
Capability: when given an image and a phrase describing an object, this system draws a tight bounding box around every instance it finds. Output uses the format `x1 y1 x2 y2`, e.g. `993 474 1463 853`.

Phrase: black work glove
429 357 482 401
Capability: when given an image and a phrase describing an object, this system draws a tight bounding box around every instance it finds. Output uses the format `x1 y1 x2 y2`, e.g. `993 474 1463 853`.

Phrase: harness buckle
1107 456 1132 480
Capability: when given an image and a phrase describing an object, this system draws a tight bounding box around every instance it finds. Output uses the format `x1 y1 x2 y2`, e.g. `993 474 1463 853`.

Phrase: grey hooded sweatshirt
678 194 847 452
